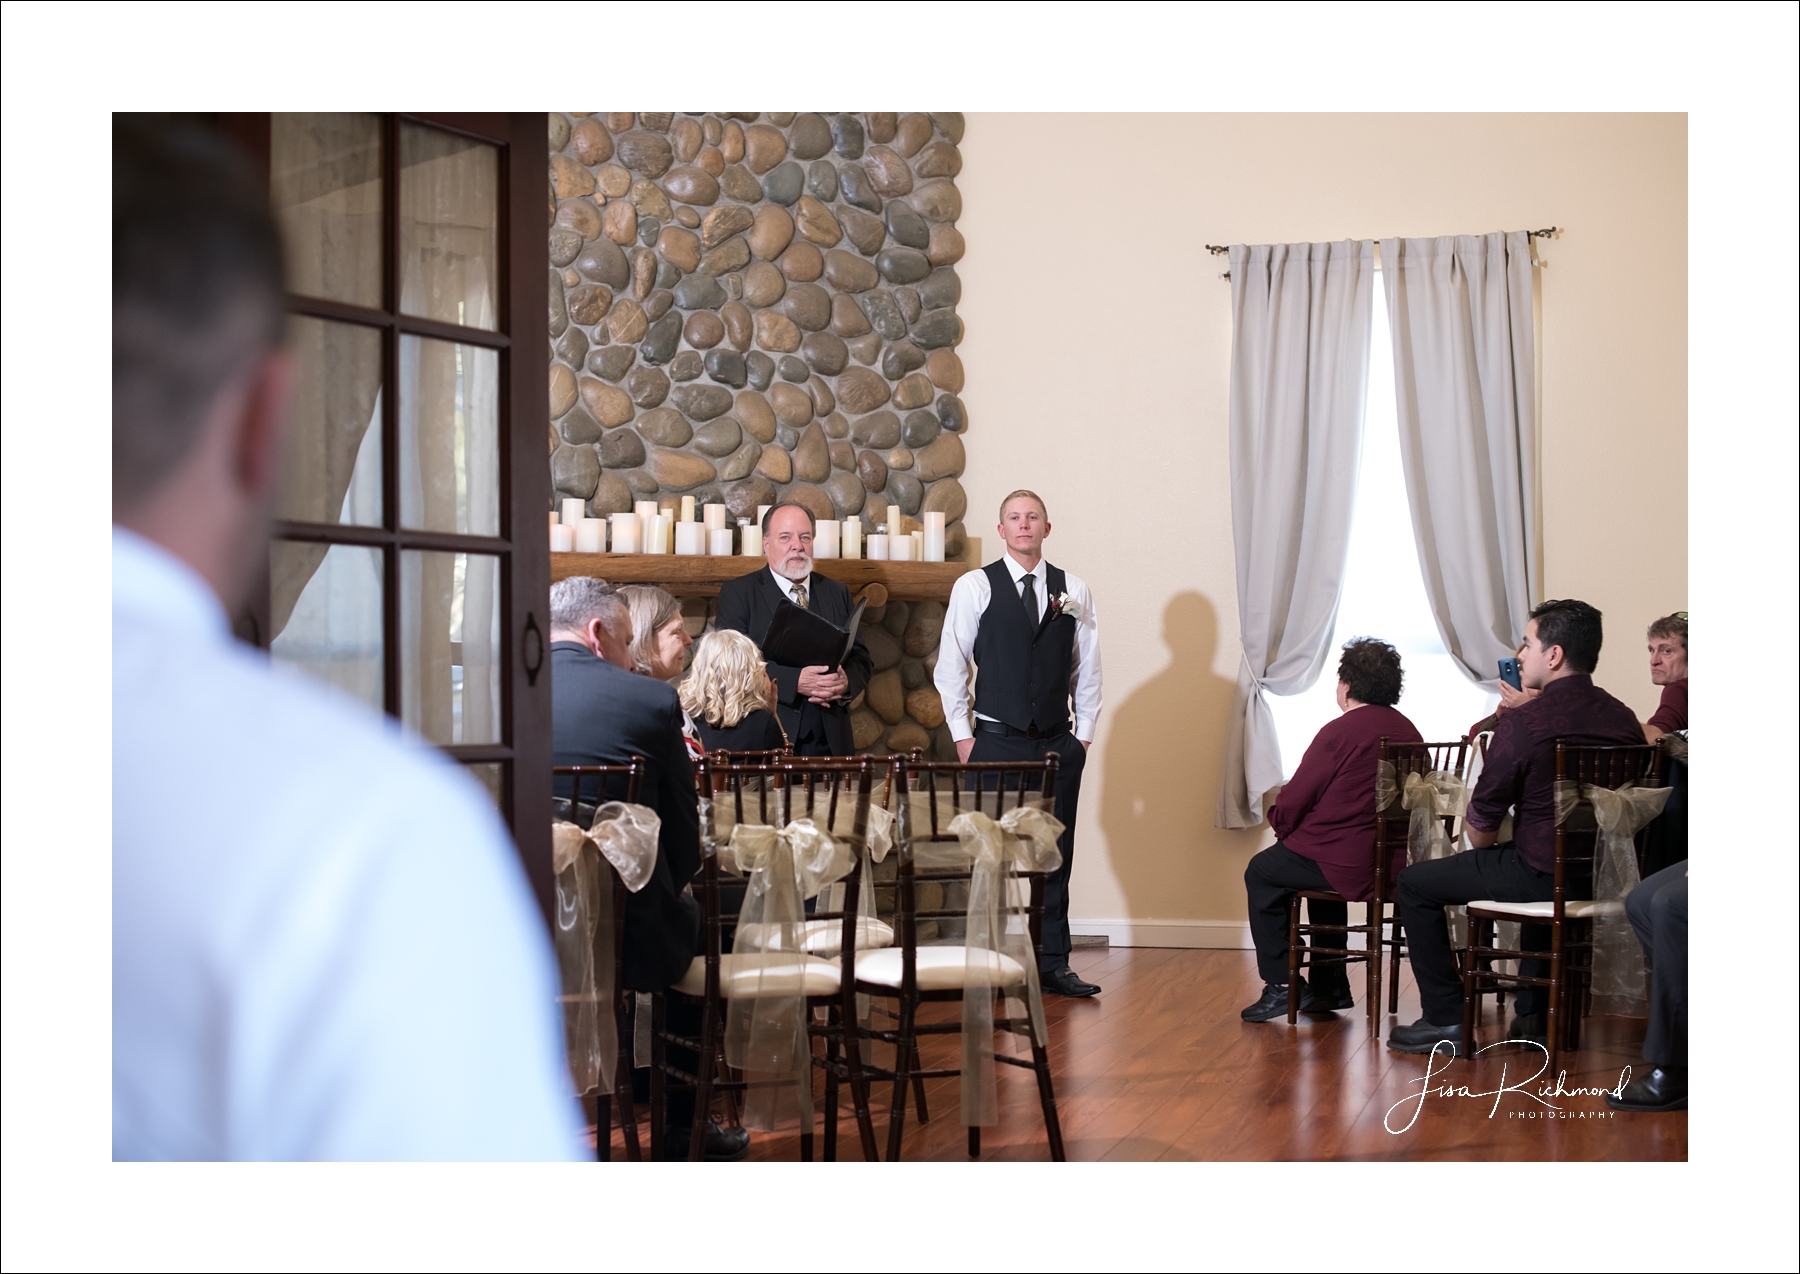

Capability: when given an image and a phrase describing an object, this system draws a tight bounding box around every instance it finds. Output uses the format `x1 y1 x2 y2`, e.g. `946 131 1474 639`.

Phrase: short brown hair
1646 612 1687 651
998 489 1048 523
1337 637 1403 707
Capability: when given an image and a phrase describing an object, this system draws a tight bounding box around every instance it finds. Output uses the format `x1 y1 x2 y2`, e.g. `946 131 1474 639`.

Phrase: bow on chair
551 803 662 1096
721 818 855 1132
945 806 1065 1128
1552 780 1673 1007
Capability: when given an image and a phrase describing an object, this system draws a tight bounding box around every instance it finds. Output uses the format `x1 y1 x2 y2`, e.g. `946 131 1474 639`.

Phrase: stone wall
547 112 969 759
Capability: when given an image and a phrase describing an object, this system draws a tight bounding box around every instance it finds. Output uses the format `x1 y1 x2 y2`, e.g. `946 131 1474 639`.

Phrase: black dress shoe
1301 981 1355 1012
661 1118 751 1161
1606 1066 1687 1112
1507 1012 1548 1047
1040 966 1100 998
1387 1018 1463 1055
1241 981 1299 1022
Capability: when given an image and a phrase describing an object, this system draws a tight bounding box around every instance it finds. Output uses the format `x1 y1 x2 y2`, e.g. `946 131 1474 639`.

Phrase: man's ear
234 348 296 496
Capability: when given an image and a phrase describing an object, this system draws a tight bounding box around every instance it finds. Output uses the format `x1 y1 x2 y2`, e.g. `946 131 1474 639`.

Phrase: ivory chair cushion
674 953 841 998
1466 898 1624 920
852 945 1028 991
737 918 895 956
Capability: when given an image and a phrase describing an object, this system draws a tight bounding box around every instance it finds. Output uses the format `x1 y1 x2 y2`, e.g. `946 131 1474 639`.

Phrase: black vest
972 559 1076 736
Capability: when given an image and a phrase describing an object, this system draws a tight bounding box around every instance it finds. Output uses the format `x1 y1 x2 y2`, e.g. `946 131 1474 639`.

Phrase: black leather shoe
1241 981 1299 1022
1040 966 1100 997
1606 1066 1687 1112
1301 981 1355 1012
661 1118 751 1161
1507 1012 1548 1047
1387 1018 1463 1055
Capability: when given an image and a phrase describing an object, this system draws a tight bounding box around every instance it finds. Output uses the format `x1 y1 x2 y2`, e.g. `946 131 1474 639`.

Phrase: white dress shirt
112 528 583 1160
933 552 1103 744
768 566 812 605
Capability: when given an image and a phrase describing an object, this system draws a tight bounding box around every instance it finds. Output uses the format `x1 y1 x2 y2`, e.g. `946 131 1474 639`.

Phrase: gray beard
773 558 812 583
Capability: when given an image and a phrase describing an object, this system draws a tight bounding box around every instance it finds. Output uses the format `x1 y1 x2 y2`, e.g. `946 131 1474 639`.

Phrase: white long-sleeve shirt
113 528 583 1160
933 553 1103 744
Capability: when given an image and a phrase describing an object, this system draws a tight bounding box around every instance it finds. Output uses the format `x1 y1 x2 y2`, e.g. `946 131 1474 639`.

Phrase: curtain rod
1202 228 1561 256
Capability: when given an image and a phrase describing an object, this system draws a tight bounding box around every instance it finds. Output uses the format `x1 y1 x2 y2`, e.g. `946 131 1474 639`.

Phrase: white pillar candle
911 530 925 560
703 503 727 531
890 533 916 561
674 521 705 555
645 515 672 554
813 519 840 559
709 527 734 556
635 500 659 523
886 504 903 540
842 519 862 560
550 523 574 553
610 512 641 554
741 523 763 557
922 512 946 562
867 534 891 561
680 495 696 523
562 498 586 528
756 504 772 527
550 510 560 529
574 517 605 553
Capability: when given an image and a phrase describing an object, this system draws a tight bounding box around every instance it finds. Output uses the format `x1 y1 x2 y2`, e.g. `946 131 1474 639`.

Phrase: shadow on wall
1098 591 1266 926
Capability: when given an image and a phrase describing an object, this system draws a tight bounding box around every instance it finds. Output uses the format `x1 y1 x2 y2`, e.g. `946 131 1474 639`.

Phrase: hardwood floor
592 947 1687 1162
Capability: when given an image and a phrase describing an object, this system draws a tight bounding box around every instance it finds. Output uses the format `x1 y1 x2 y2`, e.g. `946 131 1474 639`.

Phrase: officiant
715 501 872 757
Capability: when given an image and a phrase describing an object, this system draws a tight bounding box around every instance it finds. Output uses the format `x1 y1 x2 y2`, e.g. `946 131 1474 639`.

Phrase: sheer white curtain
1381 232 1540 686
1217 241 1375 829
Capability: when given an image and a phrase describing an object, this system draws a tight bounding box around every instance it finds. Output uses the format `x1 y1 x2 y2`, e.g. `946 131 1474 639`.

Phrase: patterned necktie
1019 572 1038 624
791 580 808 611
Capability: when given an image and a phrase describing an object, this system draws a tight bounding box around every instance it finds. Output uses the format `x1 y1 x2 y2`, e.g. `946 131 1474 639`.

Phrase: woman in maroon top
1240 639 1424 1023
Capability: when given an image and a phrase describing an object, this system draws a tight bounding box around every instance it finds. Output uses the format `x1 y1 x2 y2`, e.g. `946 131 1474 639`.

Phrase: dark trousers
1244 843 1352 987
1396 844 1553 1026
967 728 1086 970
1626 861 1687 1068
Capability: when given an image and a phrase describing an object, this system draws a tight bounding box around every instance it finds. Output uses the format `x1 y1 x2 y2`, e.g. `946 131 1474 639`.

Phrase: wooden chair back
1550 741 1663 913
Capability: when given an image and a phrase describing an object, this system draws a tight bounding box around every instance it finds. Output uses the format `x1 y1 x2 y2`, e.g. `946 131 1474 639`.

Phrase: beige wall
954 113 1686 939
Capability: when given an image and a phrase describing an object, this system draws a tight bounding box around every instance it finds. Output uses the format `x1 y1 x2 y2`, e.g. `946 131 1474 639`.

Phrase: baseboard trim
1069 919 1253 950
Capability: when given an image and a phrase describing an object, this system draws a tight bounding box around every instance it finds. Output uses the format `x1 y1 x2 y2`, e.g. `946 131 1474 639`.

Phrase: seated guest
1389 599 1643 1054
548 576 748 1160
680 629 791 754
618 584 701 761
1608 862 1687 1111
1641 612 1687 742
1241 639 1423 1022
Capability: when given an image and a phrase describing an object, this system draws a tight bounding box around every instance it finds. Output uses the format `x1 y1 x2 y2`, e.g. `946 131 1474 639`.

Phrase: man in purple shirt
1240 639 1423 1022
1388 599 1643 1055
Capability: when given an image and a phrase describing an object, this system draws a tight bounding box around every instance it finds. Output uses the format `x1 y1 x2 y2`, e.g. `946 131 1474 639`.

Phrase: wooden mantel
547 552 974 602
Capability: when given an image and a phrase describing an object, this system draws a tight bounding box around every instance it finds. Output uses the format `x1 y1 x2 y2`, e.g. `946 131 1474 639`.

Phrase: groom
933 490 1105 997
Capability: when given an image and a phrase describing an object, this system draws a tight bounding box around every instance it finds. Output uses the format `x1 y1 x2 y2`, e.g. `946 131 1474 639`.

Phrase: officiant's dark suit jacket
550 641 701 993
715 566 872 756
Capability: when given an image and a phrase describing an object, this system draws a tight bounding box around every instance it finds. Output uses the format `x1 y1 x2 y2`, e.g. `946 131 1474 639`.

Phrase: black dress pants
967 728 1086 970
1243 842 1352 988
1395 843 1554 1026
1626 861 1687 1067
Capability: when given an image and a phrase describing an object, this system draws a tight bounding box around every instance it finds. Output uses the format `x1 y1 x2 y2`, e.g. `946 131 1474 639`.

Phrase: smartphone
1498 657 1522 690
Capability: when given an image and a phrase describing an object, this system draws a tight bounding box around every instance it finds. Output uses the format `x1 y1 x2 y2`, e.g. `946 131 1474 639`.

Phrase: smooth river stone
760 161 803 206
683 310 724 350
850 408 901 449
604 199 637 246
745 351 774 391
913 432 965 482
670 383 734 421
794 195 842 247
742 260 785 308
792 421 830 482
782 283 830 332
639 311 682 365
876 246 930 285
597 163 632 198
549 113 572 152
671 116 702 163
823 250 879 293
556 323 588 371
721 300 753 351
626 469 659 495
654 226 697 273
673 271 726 311
936 393 966 433
663 349 696 382
902 409 940 448
857 449 889 492
557 197 604 241
883 200 929 250
719 164 763 203
829 439 855 471
838 365 893 415
753 310 801 353
720 121 745 163
548 226 583 268
725 475 777 521
549 270 569 336
908 181 961 224
696 147 724 177
747 205 793 261
910 308 960 349
885 471 923 516
930 113 966 144
784 483 837 527
892 373 934 411
616 130 673 177
599 428 646 469
698 238 750 277
881 340 925 380
862 145 914 197
701 116 722 146
925 348 963 392
920 476 966 523
663 167 719 207
549 362 578 418
894 113 932 159
837 205 885 256
742 124 786 174
700 203 754 250
754 446 792 484
913 140 962 178
552 443 600 498
559 403 602 446
636 406 691 447
919 267 961 312
672 204 698 229
735 390 777 442
807 375 834 415
848 332 882 365
895 286 921 324
829 114 865 159
866 113 897 143
781 112 827 161
550 153 596 199
591 343 635 382
860 290 907 340
830 294 872 339
630 179 673 222
692 417 742 457
805 160 839 202
704 348 747 388
927 224 965 266
625 366 670 407
801 331 848 376
838 162 882 214
777 241 823 282
885 446 913 471
638 112 673 132
630 247 657 300
577 236 629 289
602 113 634 133
770 381 814 427
656 259 682 290
606 297 648 344
718 437 762 481
644 287 673 322
718 271 739 300
648 449 717 490
824 471 866 517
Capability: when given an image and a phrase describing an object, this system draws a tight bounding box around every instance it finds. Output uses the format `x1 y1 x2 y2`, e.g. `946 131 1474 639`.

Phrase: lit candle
645 514 672 554
610 512 641 554
635 500 659 523
923 512 945 562
562 498 586 528
890 533 916 561
868 534 891 561
842 519 862 560
741 522 763 557
680 495 696 522
574 517 605 553
703 503 727 531
814 520 840 559
550 523 574 553
709 527 734 556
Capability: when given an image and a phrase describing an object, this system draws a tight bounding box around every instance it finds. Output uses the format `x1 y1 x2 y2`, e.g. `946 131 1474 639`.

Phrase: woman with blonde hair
617 585 702 761
679 629 789 753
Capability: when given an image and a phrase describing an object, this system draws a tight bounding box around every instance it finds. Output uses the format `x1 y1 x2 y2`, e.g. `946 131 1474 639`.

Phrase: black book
760 596 867 671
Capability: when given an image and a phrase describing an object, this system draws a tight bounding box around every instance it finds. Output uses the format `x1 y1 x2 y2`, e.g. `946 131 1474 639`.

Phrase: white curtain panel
1217 241 1375 830
1381 232 1540 685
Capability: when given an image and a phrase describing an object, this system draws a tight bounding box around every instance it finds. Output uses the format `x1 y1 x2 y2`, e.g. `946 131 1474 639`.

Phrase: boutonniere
1048 591 1081 622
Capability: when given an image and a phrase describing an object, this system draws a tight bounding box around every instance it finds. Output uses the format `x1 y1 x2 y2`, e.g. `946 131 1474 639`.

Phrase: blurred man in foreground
112 118 580 1159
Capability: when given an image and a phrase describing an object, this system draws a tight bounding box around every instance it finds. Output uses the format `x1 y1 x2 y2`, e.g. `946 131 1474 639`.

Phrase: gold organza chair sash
1376 763 1470 864
550 803 662 1096
1552 780 1673 1009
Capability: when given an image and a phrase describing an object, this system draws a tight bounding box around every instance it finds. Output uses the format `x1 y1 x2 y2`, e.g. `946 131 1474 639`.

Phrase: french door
224 113 555 918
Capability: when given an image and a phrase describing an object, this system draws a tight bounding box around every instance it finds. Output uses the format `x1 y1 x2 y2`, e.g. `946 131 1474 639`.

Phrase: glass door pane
278 316 384 526
269 542 385 710
399 335 499 535
398 122 498 330
401 550 502 745
271 112 383 309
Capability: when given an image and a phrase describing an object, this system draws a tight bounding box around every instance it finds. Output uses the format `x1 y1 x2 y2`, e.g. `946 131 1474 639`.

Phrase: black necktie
1019 572 1038 624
